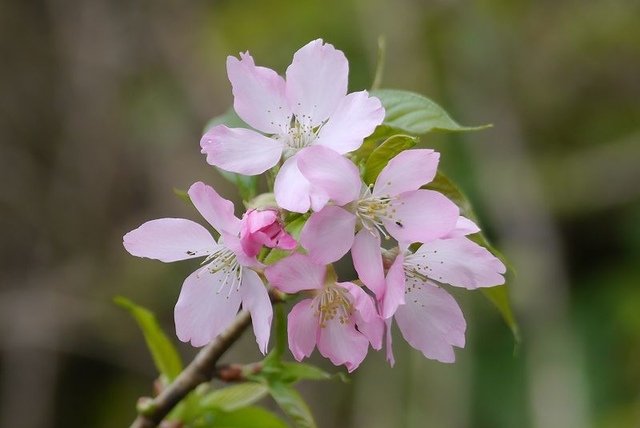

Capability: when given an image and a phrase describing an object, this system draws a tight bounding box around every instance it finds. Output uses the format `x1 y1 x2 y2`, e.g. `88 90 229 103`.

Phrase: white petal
123 218 217 263
395 281 466 363
200 125 283 175
285 39 348 126
227 52 291 134
174 268 242 347
240 269 273 354
314 91 384 154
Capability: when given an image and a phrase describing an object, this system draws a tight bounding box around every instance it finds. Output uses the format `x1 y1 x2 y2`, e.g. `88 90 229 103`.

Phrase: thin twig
130 311 252 428
371 35 386 91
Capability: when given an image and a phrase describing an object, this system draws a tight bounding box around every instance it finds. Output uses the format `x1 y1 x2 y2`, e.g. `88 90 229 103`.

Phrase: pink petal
317 317 369 372
343 282 384 350
227 52 291 134
285 39 348 126
444 216 481 238
123 218 217 263
394 281 466 363
240 269 273 354
314 91 385 154
274 155 312 213
240 209 276 256
274 230 297 250
385 318 395 366
188 182 241 236
220 232 262 270
373 149 440 196
351 229 386 298
383 189 459 244
200 125 282 175
287 299 319 361
174 268 242 347
381 252 406 319
300 206 356 265
297 145 362 206
243 209 278 233
264 253 325 293
240 209 297 255
413 237 506 289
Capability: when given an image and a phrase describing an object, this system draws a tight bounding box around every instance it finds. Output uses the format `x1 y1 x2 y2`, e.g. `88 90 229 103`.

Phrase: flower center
199 247 243 298
313 285 354 328
355 187 399 238
280 116 321 158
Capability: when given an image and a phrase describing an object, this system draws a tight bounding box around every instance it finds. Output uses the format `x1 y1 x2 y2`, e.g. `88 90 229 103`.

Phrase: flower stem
129 311 252 428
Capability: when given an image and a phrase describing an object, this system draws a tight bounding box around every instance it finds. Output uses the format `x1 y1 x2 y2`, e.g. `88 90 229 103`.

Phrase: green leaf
371 89 491 135
268 382 317 428
362 134 418 185
204 108 258 202
217 169 259 202
349 125 397 166
425 172 520 342
284 214 307 240
262 249 292 265
261 214 307 265
200 383 269 412
280 362 331 382
194 406 288 428
114 296 183 381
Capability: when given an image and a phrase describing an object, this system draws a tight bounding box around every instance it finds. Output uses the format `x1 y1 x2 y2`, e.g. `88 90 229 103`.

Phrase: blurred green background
1 0 639 427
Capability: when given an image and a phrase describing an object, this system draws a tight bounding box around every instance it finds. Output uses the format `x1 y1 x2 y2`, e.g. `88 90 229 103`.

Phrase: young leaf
268 381 317 428
425 172 520 342
114 296 183 381
284 214 307 240
371 89 491 135
199 383 269 412
194 406 288 428
362 134 418 185
280 362 332 382
262 248 292 265
349 125 397 166
204 108 259 202
216 169 259 202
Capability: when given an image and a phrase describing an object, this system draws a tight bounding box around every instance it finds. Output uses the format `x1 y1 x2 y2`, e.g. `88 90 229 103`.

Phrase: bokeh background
2 0 640 427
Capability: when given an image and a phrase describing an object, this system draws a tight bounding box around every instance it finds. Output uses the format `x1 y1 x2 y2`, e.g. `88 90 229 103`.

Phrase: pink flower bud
240 209 297 257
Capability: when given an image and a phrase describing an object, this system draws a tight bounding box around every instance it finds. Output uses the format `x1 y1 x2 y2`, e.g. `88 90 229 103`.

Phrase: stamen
280 114 326 157
314 285 354 328
355 192 399 239
197 247 243 298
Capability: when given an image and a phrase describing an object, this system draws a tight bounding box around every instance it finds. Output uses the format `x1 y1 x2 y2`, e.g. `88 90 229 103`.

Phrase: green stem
371 35 387 90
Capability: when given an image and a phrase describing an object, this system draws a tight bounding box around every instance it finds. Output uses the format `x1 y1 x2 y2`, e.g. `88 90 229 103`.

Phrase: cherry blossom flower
200 39 385 213
239 208 297 257
123 182 272 352
357 217 506 364
265 253 383 372
296 146 460 295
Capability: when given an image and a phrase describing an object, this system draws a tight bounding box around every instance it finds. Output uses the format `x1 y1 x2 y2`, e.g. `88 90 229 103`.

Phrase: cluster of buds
123 39 505 371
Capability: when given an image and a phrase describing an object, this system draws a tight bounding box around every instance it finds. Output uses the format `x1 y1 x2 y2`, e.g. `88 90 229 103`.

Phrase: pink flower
240 209 297 257
296 146 460 296
358 217 506 364
123 182 272 352
200 39 385 213
265 253 383 372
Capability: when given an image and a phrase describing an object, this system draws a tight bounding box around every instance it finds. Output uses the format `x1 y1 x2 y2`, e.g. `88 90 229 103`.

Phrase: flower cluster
123 39 505 371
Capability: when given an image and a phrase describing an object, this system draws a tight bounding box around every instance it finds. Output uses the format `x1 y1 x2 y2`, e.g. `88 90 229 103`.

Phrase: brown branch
130 311 252 428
